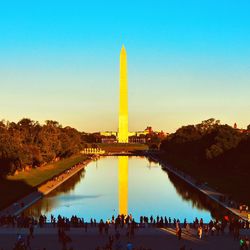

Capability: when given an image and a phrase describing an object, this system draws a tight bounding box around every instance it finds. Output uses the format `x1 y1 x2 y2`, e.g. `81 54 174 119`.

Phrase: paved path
0 226 249 250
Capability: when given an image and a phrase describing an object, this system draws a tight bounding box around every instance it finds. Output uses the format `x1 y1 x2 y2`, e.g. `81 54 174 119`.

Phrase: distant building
100 126 167 144
101 137 117 144
129 136 146 144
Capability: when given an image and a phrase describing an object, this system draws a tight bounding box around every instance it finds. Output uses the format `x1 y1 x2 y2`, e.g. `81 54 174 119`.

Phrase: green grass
0 154 88 210
8 154 88 187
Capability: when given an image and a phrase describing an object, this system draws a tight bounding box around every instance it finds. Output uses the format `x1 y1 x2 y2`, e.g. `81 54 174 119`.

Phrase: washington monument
118 45 128 143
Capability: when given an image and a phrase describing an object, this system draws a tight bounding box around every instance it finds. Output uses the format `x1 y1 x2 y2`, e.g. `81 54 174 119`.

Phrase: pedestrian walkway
0 225 249 250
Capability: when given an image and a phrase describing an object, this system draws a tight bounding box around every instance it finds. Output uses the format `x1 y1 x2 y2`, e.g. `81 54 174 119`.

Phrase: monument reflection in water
118 156 128 215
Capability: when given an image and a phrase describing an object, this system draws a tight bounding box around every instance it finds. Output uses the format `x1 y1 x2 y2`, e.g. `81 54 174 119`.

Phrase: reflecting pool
24 156 226 222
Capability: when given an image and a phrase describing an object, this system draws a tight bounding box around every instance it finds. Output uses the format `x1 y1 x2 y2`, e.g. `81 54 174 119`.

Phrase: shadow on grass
0 177 35 210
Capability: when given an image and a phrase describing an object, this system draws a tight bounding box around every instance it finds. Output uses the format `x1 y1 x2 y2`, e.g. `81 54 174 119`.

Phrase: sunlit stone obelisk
118 45 128 143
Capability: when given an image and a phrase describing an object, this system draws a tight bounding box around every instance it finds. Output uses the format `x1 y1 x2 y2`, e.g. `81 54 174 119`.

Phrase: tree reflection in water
164 169 232 220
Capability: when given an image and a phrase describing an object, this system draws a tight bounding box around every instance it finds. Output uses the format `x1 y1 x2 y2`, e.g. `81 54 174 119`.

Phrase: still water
24 156 223 222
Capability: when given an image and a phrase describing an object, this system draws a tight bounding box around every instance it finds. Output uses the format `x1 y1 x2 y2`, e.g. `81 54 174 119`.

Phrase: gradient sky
0 1 250 132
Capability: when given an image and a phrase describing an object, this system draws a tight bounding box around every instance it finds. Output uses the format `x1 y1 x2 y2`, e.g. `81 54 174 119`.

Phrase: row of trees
0 118 87 176
160 119 250 203
161 118 248 161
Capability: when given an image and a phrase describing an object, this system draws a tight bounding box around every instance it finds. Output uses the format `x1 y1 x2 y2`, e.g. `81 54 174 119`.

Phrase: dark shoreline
146 151 249 221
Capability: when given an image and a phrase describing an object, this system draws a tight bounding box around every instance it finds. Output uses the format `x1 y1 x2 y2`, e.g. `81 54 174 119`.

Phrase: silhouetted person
29 224 34 238
177 227 182 240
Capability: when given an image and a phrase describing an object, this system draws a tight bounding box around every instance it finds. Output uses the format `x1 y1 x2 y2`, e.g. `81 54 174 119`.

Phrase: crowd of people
0 213 249 250
94 229 152 250
1 213 249 230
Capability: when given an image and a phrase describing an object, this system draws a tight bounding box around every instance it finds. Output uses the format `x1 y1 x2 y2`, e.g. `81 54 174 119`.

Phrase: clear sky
0 0 249 133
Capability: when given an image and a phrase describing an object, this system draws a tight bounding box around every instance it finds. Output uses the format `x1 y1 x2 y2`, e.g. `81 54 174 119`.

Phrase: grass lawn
0 154 88 209
8 154 88 187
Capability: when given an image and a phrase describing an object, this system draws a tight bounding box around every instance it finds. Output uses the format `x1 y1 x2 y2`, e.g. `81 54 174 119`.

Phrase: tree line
0 118 87 176
160 118 250 203
160 118 250 160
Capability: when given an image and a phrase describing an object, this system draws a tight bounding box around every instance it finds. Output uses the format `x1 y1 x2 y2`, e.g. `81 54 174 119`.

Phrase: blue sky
0 1 249 132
